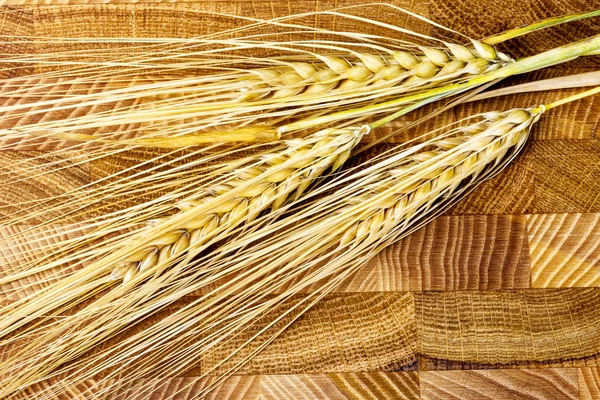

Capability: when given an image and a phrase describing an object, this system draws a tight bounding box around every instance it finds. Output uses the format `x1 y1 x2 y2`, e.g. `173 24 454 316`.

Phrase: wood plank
579 367 600 400
419 368 579 400
415 288 600 370
17 373 420 399
528 213 600 288
201 293 417 375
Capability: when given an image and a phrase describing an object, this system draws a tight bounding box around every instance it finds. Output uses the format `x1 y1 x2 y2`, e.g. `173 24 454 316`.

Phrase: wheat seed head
110 124 370 283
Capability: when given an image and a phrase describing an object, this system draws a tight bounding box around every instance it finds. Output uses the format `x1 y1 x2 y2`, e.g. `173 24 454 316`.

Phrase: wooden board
2 0 600 399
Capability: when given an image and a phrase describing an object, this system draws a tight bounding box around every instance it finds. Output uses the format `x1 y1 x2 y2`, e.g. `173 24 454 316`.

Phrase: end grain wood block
528 213 600 288
449 153 535 215
527 140 600 214
416 288 600 370
452 140 600 215
201 293 417 375
338 214 531 292
420 368 579 400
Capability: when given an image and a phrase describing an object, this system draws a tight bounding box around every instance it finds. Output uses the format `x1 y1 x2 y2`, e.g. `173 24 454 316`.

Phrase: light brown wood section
416 288 600 370
579 367 600 400
420 368 579 400
528 213 600 288
19 373 420 400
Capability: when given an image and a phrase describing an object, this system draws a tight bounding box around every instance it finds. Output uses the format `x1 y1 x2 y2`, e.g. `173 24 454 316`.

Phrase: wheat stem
483 9 600 45
535 85 600 111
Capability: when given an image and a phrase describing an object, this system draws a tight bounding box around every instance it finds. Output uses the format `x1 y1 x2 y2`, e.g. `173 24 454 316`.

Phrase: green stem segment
483 9 600 45
278 34 600 134
533 85 600 113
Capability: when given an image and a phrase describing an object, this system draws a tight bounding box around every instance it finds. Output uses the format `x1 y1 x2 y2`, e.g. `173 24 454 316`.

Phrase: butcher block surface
2 0 600 398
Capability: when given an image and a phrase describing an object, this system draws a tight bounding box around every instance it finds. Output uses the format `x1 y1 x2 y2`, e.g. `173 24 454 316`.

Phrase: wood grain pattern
19 376 259 400
0 224 88 304
420 368 579 400
0 77 147 150
201 293 417 375
452 139 600 215
0 151 90 223
0 6 34 78
528 213 600 288
579 367 600 400
528 140 600 214
416 288 600 370
337 214 531 292
19 373 420 400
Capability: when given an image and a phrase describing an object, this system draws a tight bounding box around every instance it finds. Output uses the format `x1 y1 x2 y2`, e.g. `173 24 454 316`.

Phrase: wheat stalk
213 40 509 101
0 40 508 149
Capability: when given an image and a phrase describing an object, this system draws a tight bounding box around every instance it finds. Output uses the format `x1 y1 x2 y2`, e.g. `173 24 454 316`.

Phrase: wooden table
2 0 600 398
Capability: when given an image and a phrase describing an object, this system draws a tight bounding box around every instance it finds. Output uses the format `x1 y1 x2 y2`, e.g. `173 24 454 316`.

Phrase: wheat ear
337 109 537 247
0 125 370 397
111 125 368 283
229 40 509 101
0 125 370 358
